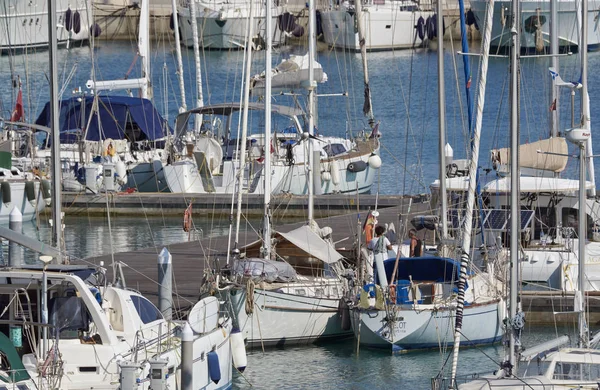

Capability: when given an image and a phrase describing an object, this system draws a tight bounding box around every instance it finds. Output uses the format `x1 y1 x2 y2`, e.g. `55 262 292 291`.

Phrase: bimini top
35 95 172 144
175 102 305 137
381 256 463 283
483 176 594 194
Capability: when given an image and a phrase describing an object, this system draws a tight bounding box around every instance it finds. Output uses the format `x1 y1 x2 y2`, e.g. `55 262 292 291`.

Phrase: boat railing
431 371 496 390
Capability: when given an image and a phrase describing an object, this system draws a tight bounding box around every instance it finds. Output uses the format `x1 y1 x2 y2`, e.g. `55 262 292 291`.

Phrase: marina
2 0 600 388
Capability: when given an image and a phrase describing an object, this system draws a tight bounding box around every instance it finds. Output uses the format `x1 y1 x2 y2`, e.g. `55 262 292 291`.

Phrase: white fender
497 298 506 324
329 161 340 186
368 154 382 169
115 160 127 185
321 171 331 182
231 329 247 372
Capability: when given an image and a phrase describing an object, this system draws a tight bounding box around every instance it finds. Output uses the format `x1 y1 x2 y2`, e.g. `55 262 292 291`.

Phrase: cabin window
532 207 556 240
562 208 594 239
295 289 306 296
315 289 324 298
130 296 163 324
323 144 347 157
553 362 600 381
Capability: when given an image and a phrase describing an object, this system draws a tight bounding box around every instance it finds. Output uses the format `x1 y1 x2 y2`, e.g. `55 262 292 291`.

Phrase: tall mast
263 0 272 258
170 0 187 112
582 0 595 196
549 0 559 139
307 0 316 223
508 0 521 373
354 0 374 123
578 0 590 348
188 0 204 129
139 0 151 99
48 0 62 260
436 0 448 241
234 1 255 248
449 0 494 382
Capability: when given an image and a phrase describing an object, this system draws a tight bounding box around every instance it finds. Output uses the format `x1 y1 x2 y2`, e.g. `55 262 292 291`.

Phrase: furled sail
491 137 568 173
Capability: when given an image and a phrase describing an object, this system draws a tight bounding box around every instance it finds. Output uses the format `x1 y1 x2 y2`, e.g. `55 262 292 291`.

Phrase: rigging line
401 30 417 197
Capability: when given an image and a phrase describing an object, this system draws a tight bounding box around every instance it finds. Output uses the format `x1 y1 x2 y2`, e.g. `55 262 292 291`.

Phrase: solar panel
520 210 535 229
484 209 510 230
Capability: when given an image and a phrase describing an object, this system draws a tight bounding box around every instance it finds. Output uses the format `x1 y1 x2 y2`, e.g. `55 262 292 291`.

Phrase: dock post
158 247 173 320
9 207 23 267
182 322 194 390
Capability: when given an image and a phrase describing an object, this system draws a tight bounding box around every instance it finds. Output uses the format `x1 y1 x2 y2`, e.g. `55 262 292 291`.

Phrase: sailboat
349 0 504 353
0 6 237 388
441 0 600 388
217 0 354 348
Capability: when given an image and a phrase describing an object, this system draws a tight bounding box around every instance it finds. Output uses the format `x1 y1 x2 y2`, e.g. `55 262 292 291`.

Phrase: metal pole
437 0 448 241
8 207 23 267
170 0 187 113
578 144 588 347
158 248 173 320
181 323 194 390
550 0 559 139
307 0 316 223
582 0 595 196
508 0 521 373
48 0 62 262
263 0 272 259
41 269 48 357
189 0 204 130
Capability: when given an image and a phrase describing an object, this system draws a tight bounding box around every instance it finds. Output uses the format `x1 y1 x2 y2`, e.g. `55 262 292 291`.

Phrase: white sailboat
220 0 353 348
350 0 504 353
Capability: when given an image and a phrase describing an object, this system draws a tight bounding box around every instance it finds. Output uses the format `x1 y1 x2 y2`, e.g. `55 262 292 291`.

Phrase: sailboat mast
139 0 151 99
508 0 521 372
307 0 316 223
263 0 272 258
449 0 494 382
48 0 62 260
581 0 595 196
354 0 374 123
188 0 204 130
234 1 256 247
170 0 187 112
578 0 589 348
436 0 448 241
550 0 559 138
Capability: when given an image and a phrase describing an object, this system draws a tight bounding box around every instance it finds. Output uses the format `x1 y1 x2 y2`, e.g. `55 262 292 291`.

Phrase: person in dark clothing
409 229 422 257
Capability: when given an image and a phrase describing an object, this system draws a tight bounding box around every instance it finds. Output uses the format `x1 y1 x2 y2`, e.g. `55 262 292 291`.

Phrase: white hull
470 0 600 51
179 2 282 49
351 301 503 352
0 0 92 51
158 147 378 194
229 286 352 348
321 7 434 51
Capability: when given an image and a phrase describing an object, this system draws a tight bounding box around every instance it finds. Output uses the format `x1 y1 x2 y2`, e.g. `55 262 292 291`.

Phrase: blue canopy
35 95 172 145
376 256 464 284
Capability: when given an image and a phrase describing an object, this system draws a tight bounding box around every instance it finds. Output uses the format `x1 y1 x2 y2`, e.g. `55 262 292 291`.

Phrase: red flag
549 99 557 112
10 89 23 122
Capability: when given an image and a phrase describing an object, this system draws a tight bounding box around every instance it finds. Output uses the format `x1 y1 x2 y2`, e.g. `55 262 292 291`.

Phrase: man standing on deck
368 225 393 286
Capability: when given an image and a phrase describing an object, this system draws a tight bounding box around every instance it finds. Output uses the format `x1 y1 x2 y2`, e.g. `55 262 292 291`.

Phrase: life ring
183 205 192 232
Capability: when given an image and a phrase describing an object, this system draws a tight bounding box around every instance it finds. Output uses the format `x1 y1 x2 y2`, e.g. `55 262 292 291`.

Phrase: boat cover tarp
381 256 462 283
491 138 569 173
232 258 298 282
0 332 31 383
242 225 343 264
35 95 172 144
484 177 594 193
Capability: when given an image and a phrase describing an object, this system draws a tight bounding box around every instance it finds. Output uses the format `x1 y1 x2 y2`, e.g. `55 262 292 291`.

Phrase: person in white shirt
367 225 393 287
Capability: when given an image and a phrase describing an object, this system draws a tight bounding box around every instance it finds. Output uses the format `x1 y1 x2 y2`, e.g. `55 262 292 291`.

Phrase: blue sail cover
379 256 465 283
35 95 172 144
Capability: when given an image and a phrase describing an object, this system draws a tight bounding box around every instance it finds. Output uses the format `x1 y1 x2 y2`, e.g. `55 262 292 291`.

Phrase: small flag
549 99 556 112
10 89 23 122
368 122 380 139
466 77 472 89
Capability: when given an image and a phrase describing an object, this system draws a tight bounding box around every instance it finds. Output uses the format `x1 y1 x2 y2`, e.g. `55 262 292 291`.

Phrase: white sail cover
277 225 342 264
250 54 328 92
484 177 594 193
491 137 569 173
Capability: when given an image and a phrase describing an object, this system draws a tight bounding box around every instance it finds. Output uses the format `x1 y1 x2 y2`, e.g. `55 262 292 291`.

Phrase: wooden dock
60 192 422 218
82 200 433 311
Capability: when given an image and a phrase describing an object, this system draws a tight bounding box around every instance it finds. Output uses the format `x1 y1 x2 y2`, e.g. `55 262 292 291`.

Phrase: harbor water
0 36 598 388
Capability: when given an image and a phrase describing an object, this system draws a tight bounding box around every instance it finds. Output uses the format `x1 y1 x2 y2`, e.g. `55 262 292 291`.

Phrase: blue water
0 40 598 196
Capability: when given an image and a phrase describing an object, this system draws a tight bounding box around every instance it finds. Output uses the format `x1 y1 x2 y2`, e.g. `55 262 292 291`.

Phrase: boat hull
470 0 600 52
321 8 434 51
351 301 503 352
229 288 352 348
